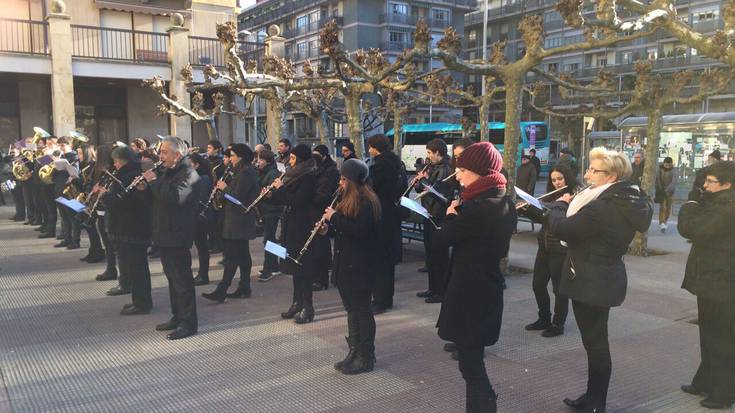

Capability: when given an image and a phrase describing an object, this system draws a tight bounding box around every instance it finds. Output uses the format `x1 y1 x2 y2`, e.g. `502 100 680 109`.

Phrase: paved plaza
0 202 726 413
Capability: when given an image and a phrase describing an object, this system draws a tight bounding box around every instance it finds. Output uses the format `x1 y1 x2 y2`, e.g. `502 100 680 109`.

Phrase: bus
385 121 550 173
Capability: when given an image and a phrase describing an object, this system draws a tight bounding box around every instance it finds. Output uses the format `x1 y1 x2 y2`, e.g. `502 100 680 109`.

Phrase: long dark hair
546 164 579 194
336 179 381 222
92 144 114 182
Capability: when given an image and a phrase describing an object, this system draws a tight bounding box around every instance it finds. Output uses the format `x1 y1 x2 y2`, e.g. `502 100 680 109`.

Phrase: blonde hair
589 147 632 181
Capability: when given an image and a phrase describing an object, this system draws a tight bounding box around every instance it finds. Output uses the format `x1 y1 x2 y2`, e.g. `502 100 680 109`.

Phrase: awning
95 0 191 16
618 112 735 128
587 131 622 140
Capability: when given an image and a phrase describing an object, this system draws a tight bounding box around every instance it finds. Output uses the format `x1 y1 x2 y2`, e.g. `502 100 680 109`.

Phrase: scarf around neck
461 172 507 202
566 183 614 218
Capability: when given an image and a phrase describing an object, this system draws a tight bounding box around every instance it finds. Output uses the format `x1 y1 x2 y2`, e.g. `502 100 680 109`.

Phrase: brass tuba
39 164 55 184
12 149 34 181
69 130 89 148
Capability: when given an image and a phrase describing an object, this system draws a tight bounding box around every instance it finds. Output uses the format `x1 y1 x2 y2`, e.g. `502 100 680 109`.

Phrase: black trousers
159 247 198 331
21 181 35 222
31 182 46 225
372 261 395 308
193 222 210 279
84 221 104 254
59 206 81 243
115 242 151 308
692 297 735 402
572 300 611 410
261 213 280 273
532 246 569 326
98 215 118 276
219 239 251 292
424 219 449 296
339 287 375 352
11 185 25 219
457 344 495 413
209 211 224 251
43 185 56 233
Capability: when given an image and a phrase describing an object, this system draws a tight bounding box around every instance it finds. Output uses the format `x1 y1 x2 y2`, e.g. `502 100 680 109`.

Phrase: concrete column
264 25 286 149
167 23 192 144
45 11 75 137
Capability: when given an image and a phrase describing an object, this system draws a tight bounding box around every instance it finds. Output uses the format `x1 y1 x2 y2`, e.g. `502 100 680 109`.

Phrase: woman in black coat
202 144 258 303
271 144 319 324
323 159 381 375
76 144 106 263
678 161 735 410
547 148 652 413
189 153 213 286
522 165 579 338
311 145 340 290
433 142 516 413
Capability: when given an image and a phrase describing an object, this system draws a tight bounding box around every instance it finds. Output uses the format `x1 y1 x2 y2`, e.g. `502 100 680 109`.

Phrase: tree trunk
629 108 661 257
205 119 218 141
318 110 331 152
479 97 489 143
393 108 403 157
265 97 284 151
344 93 364 159
502 78 523 195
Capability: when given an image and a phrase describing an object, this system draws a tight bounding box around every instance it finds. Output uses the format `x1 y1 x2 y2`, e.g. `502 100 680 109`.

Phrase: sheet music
224 193 243 206
400 196 432 220
514 186 544 210
264 241 288 259
55 197 87 213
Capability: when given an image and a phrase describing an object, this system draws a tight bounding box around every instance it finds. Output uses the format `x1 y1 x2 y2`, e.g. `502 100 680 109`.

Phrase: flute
515 185 568 210
442 171 457 182
244 171 286 213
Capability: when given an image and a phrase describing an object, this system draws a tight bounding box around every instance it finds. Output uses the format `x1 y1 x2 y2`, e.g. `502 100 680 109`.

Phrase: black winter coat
313 157 340 269
195 172 214 224
101 162 152 245
678 189 735 302
331 199 381 291
257 163 284 216
434 188 517 347
369 151 405 265
548 181 653 308
222 161 258 241
417 156 453 220
149 159 202 248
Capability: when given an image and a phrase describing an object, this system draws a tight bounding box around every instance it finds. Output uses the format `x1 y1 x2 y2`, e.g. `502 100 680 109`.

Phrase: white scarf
561 183 613 247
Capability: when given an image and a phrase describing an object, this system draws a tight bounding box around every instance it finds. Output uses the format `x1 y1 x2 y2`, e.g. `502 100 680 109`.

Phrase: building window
597 58 607 67
431 8 450 24
390 31 408 43
621 51 633 64
693 9 718 23
389 2 408 16
296 15 309 30
468 30 476 42
564 63 579 72
0 82 20 141
544 36 562 48
297 41 308 60
547 62 558 72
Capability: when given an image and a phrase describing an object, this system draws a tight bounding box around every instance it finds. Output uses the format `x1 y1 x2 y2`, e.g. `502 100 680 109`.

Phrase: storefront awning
618 112 735 128
95 0 190 16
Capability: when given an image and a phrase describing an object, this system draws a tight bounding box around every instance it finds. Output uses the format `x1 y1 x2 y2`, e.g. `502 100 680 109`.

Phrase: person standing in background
655 156 677 233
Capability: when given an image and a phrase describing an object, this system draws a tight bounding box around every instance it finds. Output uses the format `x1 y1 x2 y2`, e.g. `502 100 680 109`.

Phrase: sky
239 0 257 8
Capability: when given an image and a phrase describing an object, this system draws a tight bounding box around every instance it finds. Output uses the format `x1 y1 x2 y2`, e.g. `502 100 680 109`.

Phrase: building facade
0 0 260 150
239 0 474 145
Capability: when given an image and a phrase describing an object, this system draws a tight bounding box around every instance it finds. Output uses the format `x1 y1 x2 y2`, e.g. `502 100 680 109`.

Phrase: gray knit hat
340 158 369 184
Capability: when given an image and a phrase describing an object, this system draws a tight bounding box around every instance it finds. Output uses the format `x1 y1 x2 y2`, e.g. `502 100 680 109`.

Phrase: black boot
340 345 375 375
54 240 69 248
193 274 209 286
525 319 551 331
334 336 359 371
202 285 227 303
466 386 497 413
96 269 117 281
85 250 106 263
294 288 314 324
281 282 302 319
226 286 251 299
563 394 588 410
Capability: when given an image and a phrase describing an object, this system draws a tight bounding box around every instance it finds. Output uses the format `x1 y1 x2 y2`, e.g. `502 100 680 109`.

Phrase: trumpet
295 188 341 264
199 165 234 218
125 161 164 192
244 171 286 213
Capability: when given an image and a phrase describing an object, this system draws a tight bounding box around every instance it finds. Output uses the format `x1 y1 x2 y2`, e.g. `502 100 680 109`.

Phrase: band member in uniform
272 144 318 324
76 144 106 263
415 138 454 304
53 137 81 249
31 136 48 232
189 153 213 286
255 150 283 282
98 146 152 313
434 142 516 413
202 144 258 302
38 138 58 239
324 159 381 374
311 144 340 290
142 136 203 340
93 145 120 284
366 135 406 314
207 140 225 254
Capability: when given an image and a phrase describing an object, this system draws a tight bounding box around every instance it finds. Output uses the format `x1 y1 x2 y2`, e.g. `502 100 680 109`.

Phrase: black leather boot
340 345 375 375
334 336 359 371
563 394 588 410
202 285 227 303
226 286 251 299
294 289 314 324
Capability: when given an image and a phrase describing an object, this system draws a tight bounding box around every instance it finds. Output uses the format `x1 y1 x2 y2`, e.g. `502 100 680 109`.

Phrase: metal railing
190 36 264 68
380 13 418 26
71 25 168 63
0 18 48 55
383 41 414 52
283 16 342 39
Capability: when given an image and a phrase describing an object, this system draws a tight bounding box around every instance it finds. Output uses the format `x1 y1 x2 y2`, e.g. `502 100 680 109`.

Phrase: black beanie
292 144 312 162
313 144 330 158
341 158 369 184
231 144 254 163
111 146 139 164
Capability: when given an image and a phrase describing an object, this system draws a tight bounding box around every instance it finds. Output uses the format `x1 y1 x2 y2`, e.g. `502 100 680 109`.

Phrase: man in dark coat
142 137 203 340
276 138 292 167
312 145 340 290
516 155 538 196
678 161 735 410
367 135 407 314
255 150 284 282
206 139 225 253
341 141 357 161
99 146 152 310
528 148 541 177
415 138 454 304
688 150 721 202
630 151 644 187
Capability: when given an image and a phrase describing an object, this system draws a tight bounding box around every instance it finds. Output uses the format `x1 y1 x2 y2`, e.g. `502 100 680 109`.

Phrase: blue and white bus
385 121 550 173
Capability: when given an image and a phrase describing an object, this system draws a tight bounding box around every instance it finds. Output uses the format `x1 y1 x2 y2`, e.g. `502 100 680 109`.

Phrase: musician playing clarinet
202 144 258 303
322 159 381 375
433 142 516 413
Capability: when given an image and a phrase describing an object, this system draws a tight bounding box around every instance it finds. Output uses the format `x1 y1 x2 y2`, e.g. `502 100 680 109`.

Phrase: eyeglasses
705 178 720 185
586 167 608 174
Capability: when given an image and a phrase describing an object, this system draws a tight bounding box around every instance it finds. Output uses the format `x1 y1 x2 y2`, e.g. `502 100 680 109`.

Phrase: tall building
238 0 475 145
0 0 258 149
464 0 735 165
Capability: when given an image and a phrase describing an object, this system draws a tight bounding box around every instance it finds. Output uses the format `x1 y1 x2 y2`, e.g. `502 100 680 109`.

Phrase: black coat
678 189 735 302
313 157 340 269
369 151 406 265
417 156 453 220
331 199 381 291
434 188 517 347
195 172 214 224
148 159 202 248
257 163 284 216
548 181 653 308
101 162 152 245
208 154 224 181
222 161 258 241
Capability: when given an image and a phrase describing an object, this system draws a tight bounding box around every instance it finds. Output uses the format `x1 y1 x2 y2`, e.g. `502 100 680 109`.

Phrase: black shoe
525 319 552 331
443 342 457 353
96 271 117 281
156 318 179 331
85 252 106 263
80 254 90 261
193 275 209 286
700 397 732 409
106 286 130 296
371 303 388 315
563 394 587 410
202 288 227 303
681 384 707 396
56 234 64 240
424 295 443 303
311 282 327 291
66 242 80 250
122 303 135 309
258 272 274 282
226 288 251 299
417 266 428 273
542 324 564 337
34 225 44 231
340 349 375 375
38 232 55 239
167 327 196 340
148 251 160 259
281 302 302 319
416 290 433 298
294 307 314 324
54 240 70 248
13 216 25 222
334 337 359 371
120 305 150 315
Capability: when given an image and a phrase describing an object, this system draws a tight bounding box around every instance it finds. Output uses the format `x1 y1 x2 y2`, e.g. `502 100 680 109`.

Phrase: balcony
71 25 168 63
283 15 343 39
0 18 48 55
383 41 414 52
380 13 418 26
288 45 321 62
189 36 264 68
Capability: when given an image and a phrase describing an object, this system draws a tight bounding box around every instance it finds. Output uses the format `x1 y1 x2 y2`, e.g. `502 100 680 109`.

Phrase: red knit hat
456 142 503 177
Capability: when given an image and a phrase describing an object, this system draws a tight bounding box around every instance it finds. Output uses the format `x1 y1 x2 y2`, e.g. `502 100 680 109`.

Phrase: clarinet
294 188 341 264
244 171 286 213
